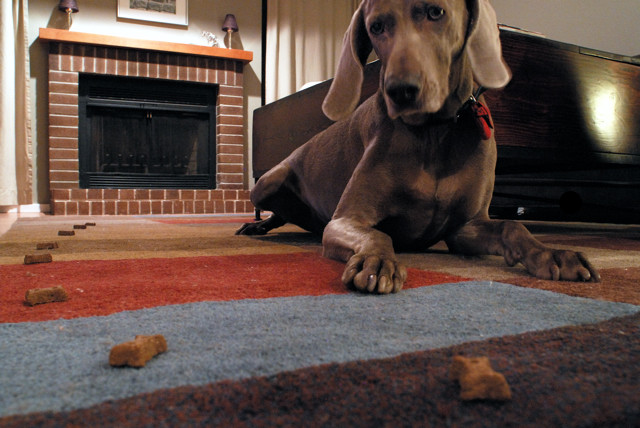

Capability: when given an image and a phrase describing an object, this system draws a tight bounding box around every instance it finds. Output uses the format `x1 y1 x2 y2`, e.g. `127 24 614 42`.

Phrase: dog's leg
446 218 600 282
236 163 327 236
323 217 408 294
236 164 291 236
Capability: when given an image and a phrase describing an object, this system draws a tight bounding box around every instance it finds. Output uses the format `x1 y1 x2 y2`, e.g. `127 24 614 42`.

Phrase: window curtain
0 0 32 206
265 0 360 104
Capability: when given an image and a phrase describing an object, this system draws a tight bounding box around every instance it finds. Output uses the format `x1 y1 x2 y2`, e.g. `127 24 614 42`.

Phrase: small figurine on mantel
201 31 221 48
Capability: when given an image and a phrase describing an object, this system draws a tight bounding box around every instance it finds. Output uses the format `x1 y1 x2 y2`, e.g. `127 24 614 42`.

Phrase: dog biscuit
24 254 53 265
109 335 167 368
25 286 68 306
450 356 511 401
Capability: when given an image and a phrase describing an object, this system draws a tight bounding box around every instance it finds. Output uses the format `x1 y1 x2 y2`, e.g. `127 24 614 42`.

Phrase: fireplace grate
84 173 211 189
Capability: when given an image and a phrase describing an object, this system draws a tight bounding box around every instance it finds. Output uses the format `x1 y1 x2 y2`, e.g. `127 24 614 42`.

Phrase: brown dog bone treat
58 230 75 236
36 242 59 250
25 286 68 306
24 254 53 265
450 356 512 401
73 224 87 230
109 335 168 368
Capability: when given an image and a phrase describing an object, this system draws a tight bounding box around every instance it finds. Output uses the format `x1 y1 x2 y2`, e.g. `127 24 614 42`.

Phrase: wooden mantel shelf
39 28 253 63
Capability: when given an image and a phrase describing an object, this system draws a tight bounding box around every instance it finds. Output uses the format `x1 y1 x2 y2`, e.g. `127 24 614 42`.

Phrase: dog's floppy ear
466 0 511 88
322 2 372 121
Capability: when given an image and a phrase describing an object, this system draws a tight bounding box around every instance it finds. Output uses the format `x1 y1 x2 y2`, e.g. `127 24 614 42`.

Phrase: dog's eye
426 6 445 21
412 4 445 22
370 21 385 36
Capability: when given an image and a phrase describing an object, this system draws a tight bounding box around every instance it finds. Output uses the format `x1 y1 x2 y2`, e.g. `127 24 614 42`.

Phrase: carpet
1 215 639 427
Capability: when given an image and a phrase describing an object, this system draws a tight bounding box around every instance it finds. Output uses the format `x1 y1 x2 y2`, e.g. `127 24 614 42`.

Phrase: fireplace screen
79 74 217 189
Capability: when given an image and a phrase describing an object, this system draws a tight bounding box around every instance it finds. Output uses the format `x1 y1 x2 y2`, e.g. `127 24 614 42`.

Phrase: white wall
28 0 263 204
491 0 639 57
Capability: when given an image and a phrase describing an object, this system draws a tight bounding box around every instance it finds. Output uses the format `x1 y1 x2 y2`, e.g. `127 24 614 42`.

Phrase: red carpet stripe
1 252 467 323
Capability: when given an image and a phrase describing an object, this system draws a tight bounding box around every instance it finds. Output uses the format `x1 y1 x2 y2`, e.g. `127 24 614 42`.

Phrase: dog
238 0 600 293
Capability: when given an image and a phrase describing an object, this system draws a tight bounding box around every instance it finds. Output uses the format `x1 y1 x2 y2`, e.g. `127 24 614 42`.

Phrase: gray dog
238 0 600 293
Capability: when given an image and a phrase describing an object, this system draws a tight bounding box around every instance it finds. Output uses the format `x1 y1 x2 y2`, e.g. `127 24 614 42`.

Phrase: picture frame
117 0 189 26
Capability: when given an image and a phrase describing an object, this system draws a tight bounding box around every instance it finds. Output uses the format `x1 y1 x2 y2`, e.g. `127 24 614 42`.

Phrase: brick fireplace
40 28 254 215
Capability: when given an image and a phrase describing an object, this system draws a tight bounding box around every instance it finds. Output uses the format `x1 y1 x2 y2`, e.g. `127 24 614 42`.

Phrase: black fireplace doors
79 74 218 189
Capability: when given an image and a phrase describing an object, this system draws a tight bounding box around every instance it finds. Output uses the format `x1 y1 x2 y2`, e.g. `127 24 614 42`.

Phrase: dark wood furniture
253 29 640 223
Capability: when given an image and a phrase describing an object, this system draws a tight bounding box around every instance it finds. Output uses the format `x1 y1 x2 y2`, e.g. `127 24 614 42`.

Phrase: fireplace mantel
40 28 254 215
39 28 253 63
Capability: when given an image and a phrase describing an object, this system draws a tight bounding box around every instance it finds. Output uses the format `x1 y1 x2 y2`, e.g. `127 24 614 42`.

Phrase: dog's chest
374 121 494 244
388 162 486 245
405 127 492 209
407 170 466 216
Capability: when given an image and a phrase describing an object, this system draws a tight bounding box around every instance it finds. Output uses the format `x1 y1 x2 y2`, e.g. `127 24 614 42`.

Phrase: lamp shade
58 0 79 13
222 14 238 32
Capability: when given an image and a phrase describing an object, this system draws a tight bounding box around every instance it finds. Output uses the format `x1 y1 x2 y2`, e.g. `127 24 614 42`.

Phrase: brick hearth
40 29 253 215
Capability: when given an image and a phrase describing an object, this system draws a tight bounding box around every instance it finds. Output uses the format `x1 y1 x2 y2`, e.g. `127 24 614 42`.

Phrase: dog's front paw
524 249 600 282
342 253 408 294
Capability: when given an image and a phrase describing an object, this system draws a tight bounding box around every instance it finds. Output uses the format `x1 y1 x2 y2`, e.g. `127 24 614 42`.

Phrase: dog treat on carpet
24 286 68 306
24 254 53 265
58 230 75 236
109 335 168 368
450 356 512 401
36 242 59 250
73 224 87 230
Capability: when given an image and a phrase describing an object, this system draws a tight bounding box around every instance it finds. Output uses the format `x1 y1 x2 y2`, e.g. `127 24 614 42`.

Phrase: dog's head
322 0 511 124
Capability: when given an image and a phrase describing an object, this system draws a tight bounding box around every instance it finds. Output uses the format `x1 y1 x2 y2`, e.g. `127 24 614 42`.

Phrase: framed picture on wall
117 0 188 26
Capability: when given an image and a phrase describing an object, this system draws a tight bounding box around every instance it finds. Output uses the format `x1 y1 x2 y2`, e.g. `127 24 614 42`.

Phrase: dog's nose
385 79 420 108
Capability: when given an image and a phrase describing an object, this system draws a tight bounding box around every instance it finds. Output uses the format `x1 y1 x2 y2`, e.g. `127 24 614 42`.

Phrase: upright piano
252 29 640 223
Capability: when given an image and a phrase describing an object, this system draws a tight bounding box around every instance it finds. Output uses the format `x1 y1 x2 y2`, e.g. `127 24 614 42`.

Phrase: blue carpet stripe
0 281 638 417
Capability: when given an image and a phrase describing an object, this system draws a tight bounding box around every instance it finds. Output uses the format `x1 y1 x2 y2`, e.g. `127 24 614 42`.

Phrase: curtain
265 0 360 104
0 0 32 206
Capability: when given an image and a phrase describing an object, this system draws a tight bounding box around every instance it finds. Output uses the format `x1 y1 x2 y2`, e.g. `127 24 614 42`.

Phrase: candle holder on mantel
222 14 239 49
58 0 79 29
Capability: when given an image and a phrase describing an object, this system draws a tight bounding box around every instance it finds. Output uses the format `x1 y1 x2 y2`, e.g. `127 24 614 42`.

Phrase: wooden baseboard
0 204 51 214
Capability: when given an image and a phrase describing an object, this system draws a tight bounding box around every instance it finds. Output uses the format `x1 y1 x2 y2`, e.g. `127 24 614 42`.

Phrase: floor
0 212 45 238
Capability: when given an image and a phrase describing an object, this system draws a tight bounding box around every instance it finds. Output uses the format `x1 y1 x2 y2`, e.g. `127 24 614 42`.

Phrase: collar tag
458 90 494 140
470 99 494 140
